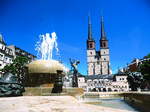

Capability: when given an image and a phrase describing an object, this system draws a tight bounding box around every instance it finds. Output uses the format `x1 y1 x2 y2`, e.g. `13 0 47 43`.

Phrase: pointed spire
88 15 93 40
101 16 107 40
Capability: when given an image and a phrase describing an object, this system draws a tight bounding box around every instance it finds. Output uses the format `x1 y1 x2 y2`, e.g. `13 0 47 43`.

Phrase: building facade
82 16 129 92
0 34 36 69
87 16 111 75
8 45 36 63
78 73 129 92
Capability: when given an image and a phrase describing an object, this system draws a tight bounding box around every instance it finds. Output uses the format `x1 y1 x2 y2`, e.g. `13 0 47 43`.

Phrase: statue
69 58 80 87
0 72 25 97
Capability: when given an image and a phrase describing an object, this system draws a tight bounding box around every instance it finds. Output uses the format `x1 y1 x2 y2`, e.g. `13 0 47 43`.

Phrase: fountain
27 32 67 92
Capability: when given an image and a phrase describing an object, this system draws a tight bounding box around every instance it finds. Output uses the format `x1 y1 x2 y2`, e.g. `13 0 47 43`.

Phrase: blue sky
0 0 150 75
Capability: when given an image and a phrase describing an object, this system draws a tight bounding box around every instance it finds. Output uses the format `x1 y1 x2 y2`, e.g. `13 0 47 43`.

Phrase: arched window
89 43 93 48
103 43 106 47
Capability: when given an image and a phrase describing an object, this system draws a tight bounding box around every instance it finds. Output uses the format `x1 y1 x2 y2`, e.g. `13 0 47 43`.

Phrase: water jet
26 32 67 92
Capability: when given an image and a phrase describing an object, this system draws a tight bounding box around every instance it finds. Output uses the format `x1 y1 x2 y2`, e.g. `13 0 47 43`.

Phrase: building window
89 43 93 48
103 43 106 47
2 46 5 50
0 54 3 59
90 52 92 55
5 49 9 53
4 57 8 62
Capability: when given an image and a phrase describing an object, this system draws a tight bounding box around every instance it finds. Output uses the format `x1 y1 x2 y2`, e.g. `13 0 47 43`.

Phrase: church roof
88 15 94 41
100 16 107 41
85 75 113 80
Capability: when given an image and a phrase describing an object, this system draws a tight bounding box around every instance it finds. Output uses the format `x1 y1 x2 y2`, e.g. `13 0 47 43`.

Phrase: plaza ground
0 96 134 112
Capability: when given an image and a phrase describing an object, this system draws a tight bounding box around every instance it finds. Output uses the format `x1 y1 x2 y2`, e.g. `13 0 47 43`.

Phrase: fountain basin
26 60 65 87
28 60 64 74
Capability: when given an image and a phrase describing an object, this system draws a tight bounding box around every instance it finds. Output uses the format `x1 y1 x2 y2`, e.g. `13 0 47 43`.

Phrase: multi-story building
78 73 129 92
79 16 129 92
0 34 36 69
8 45 36 63
87 16 111 75
0 34 14 69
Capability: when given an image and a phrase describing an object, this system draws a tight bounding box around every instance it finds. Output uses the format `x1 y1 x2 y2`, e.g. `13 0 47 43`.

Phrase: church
87 16 111 75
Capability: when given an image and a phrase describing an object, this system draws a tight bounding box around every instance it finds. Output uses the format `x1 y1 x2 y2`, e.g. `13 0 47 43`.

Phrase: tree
139 54 150 90
1 56 29 85
127 72 143 91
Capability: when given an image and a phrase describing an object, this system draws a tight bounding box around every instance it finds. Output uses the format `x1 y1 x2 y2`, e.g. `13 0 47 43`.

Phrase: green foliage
139 53 150 85
127 72 143 91
1 56 29 84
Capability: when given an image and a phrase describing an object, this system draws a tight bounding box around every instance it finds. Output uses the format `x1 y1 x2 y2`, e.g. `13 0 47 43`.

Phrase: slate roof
85 74 113 80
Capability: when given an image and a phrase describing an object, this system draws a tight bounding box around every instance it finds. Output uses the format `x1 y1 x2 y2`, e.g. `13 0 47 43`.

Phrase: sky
0 0 150 75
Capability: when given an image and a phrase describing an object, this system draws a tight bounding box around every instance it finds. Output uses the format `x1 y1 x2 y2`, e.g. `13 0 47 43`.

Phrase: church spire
100 16 107 40
100 16 108 48
88 15 93 40
87 15 95 50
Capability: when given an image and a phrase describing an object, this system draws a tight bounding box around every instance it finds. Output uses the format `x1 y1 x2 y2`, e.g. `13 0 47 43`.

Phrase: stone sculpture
0 72 25 97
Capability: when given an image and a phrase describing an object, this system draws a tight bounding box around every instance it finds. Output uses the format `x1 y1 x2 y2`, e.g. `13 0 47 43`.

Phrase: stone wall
122 92 150 112
23 87 84 97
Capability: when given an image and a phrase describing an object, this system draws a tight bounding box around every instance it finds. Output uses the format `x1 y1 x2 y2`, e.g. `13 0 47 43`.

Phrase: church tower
86 16 96 75
99 16 110 75
86 15 111 76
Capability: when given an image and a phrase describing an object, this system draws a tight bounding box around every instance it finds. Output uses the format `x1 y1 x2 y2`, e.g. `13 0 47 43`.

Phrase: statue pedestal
52 70 63 93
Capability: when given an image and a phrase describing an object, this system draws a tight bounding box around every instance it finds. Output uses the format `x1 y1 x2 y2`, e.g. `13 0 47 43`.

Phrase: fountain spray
35 32 59 60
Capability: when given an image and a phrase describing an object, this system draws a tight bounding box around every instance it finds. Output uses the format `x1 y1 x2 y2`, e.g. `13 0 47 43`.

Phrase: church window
90 52 92 55
89 43 93 48
104 58 106 61
103 43 106 47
